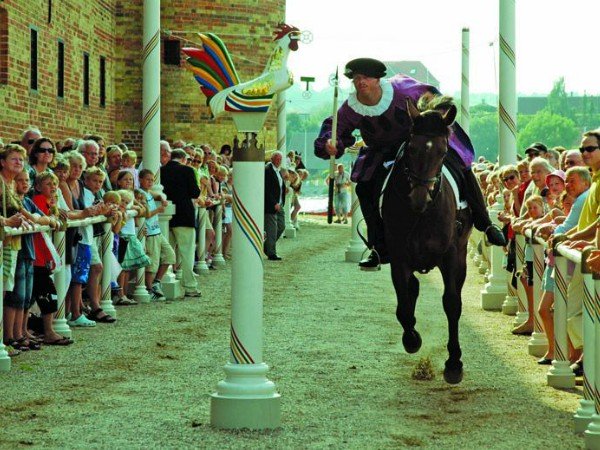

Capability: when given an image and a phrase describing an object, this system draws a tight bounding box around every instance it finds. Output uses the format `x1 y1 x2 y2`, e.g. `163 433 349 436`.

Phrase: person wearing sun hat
314 57 506 270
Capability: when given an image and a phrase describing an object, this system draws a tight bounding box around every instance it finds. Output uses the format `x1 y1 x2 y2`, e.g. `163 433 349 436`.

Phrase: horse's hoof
402 329 422 354
443 361 464 384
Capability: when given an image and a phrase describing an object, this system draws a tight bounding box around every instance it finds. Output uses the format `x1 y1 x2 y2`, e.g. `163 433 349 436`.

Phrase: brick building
0 0 285 151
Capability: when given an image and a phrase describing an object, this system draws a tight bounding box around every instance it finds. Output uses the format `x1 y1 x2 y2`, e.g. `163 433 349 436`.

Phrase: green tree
546 77 572 119
517 110 579 152
470 113 498 161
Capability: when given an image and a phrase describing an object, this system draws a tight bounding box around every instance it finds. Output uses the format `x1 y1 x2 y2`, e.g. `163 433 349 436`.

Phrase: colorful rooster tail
182 33 241 101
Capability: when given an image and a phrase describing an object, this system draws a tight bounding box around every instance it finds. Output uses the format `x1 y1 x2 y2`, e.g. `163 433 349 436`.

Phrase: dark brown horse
381 99 473 384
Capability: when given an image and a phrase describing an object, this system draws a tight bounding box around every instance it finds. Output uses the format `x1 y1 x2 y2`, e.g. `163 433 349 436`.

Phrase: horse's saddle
379 160 469 214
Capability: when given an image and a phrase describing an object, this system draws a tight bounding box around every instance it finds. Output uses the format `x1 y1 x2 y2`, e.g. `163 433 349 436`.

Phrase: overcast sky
285 0 598 96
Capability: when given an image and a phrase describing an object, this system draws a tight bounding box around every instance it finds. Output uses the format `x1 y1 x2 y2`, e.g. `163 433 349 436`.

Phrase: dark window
48 0 52 24
163 39 181 65
30 28 38 90
0 8 8 85
99 56 106 107
83 52 89 105
57 40 64 98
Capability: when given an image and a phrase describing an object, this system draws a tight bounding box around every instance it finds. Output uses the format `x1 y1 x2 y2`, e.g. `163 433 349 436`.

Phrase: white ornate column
132 217 151 303
212 203 226 267
142 0 161 185
546 242 575 388
575 250 596 433
527 233 548 357
584 263 600 447
100 222 117 317
210 134 280 430
0 238 9 372
480 198 507 310
481 4 515 309
460 27 470 134
513 233 529 326
499 0 517 166
52 227 71 338
194 206 210 274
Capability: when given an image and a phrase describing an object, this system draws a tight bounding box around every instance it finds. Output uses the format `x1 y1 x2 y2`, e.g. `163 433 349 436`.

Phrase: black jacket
264 163 285 214
161 160 200 227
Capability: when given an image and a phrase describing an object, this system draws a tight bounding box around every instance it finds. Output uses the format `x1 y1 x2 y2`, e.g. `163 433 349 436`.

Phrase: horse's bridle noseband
395 135 448 200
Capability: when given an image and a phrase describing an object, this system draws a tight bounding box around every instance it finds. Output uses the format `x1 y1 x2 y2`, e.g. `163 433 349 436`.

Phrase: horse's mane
411 110 450 137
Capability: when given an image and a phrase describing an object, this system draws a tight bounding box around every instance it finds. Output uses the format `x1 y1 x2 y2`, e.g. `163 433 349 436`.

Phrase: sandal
17 337 42 351
7 339 30 352
43 337 73 346
87 308 116 323
114 296 137 306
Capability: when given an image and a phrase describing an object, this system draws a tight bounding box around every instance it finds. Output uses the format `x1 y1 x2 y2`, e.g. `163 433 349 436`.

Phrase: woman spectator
219 144 232 167
28 138 56 185
105 145 123 187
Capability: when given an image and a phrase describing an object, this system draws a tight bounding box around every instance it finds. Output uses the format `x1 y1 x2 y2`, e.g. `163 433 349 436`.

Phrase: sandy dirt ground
0 217 585 449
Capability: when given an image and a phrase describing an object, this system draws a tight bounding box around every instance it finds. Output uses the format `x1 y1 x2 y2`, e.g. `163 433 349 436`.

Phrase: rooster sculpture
182 23 301 120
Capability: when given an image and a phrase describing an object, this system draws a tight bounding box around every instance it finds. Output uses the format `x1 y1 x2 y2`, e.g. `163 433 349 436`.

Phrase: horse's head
273 23 301 51
402 97 456 214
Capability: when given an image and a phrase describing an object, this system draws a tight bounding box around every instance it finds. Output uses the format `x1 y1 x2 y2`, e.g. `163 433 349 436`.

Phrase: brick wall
0 0 116 144
114 0 285 153
0 1 287 153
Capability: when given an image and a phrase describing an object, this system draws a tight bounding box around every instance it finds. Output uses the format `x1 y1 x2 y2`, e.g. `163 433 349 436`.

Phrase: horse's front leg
391 263 422 353
439 246 465 384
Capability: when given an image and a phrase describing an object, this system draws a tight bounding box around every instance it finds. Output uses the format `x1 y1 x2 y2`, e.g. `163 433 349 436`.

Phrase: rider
314 57 506 270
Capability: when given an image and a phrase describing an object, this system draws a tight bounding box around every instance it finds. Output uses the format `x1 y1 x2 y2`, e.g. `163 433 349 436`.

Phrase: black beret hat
344 58 387 79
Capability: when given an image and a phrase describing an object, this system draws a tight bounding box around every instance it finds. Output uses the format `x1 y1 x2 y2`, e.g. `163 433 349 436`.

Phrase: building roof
382 61 440 89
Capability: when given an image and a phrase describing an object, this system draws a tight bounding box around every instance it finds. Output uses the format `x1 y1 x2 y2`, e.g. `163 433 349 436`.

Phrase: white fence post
528 230 548 357
195 206 210 274
52 227 71 338
546 239 575 388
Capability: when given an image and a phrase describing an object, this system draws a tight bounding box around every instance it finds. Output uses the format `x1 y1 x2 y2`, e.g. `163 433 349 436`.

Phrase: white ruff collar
347 78 393 117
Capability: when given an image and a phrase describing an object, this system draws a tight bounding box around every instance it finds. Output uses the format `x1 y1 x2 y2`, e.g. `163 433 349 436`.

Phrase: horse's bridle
395 134 448 202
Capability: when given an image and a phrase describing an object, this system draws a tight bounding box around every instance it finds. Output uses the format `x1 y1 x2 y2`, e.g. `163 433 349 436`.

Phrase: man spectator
160 140 172 166
161 149 201 297
172 139 185 149
559 129 600 373
78 139 100 168
264 151 286 260
20 127 42 156
563 149 585 170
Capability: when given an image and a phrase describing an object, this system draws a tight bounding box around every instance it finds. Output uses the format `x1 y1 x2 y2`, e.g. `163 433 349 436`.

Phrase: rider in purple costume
315 58 506 270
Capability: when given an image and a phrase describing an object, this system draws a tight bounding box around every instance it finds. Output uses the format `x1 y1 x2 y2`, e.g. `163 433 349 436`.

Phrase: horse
381 98 473 384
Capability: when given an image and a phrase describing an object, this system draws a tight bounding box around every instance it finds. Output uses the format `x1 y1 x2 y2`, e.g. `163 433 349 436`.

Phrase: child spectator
120 150 140 188
511 194 545 335
139 169 176 301
114 175 150 304
83 167 115 322
30 172 73 345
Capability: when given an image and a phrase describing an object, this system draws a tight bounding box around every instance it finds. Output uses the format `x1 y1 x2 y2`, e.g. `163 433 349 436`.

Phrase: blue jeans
4 255 34 309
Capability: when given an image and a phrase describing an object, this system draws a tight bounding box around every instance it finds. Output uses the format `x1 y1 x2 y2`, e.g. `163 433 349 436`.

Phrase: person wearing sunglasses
20 127 42 157
28 138 56 187
553 130 600 370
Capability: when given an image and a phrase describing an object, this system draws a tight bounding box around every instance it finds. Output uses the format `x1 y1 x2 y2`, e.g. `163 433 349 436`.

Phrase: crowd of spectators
475 131 600 377
1 127 309 358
